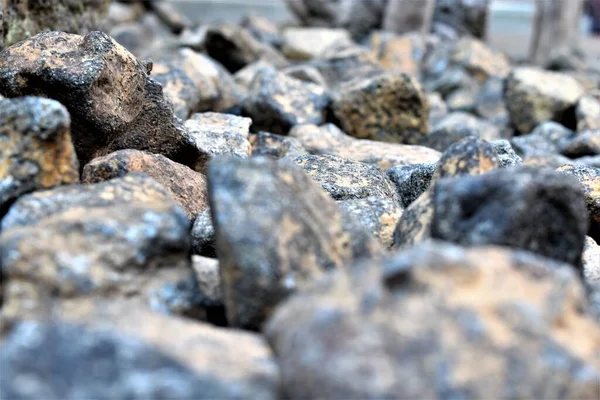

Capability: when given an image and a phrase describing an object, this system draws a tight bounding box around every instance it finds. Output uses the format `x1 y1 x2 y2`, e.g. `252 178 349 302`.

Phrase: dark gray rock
475 77 508 120
151 62 200 120
561 130 600 158
191 209 216 258
422 112 501 151
251 131 308 160
510 121 574 157
386 163 436 208
491 139 523 168
431 167 589 266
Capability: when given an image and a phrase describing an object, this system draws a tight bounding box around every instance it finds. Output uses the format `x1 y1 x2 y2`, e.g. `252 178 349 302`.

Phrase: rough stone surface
240 13 282 48
331 73 429 144
0 97 79 215
290 123 441 170
251 131 308 160
338 196 403 248
282 28 352 60
267 241 600 400
191 255 223 309
475 77 508 120
151 62 200 120
491 139 523 168
369 31 424 77
243 68 329 135
309 45 384 89
293 154 399 203
82 149 208 220
557 164 600 240
184 112 252 173
583 236 600 287
422 112 501 151
207 157 352 329
0 31 198 168
450 36 510 80
505 67 585 134
282 64 328 87
431 167 589 266
576 94 600 132
386 163 436 208
561 130 600 158
511 121 574 157
191 209 216 258
427 92 449 126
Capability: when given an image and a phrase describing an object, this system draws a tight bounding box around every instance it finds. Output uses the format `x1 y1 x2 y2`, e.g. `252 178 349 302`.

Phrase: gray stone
422 112 501 152
251 131 308 160
386 163 436 208
191 209 216 258
490 139 523 168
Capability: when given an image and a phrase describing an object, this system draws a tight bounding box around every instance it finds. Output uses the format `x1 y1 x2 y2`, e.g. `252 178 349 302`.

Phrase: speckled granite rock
309 45 383 89
151 62 200 120
491 139 523 168
191 209 216 258
386 163 436 208
251 131 308 160
557 164 600 241
266 241 600 399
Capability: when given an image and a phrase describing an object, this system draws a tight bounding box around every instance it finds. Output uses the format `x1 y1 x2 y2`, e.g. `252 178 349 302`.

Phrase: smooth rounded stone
243 68 329 135
0 199 195 319
369 31 424 77
293 154 399 203
386 163 436 208
505 67 586 135
561 130 600 158
583 236 600 287
331 73 429 144
576 93 600 132
557 164 600 240
0 97 79 215
266 241 600 400
511 121 574 157
82 150 209 221
151 62 200 120
450 36 510 80
422 112 501 152
309 45 384 89
191 209 216 258
431 167 589 266
0 31 199 168
174 49 245 113
192 255 223 308
204 24 288 73
282 65 328 87
1 174 171 231
1 0 109 47
427 92 449 126
250 131 308 160
490 140 523 168
184 112 252 173
475 77 508 120
240 13 282 48
338 196 403 248
282 28 352 61
207 157 352 329
290 124 441 170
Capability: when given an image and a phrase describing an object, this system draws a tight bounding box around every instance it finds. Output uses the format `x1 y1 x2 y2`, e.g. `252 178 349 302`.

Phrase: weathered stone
234 60 275 90
490 139 523 168
445 84 479 112
251 131 308 160
331 73 428 144
427 92 448 126
505 67 585 134
105 2 144 26
431 167 589 266
0 31 197 168
82 150 208 220
207 157 351 329
511 121 574 157
557 164 600 241
576 154 600 169
1 0 109 48
522 154 575 169
191 209 216 258
240 13 282 48
149 1 191 34
434 0 490 38
450 36 510 80
282 28 352 60
282 65 328 87
290 123 441 170
386 163 436 208
151 62 200 120
1 174 170 231
0 97 79 215
293 154 399 202
192 255 223 310
204 24 288 73
338 196 403 248
561 130 600 158
576 93 600 132
266 241 600 399
369 31 424 77
422 112 501 152
243 68 329 135
184 112 252 173
309 45 383 89
583 236 600 287
475 77 508 120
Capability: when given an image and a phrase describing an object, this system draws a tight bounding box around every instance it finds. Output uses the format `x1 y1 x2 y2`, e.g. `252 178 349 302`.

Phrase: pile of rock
0 1 599 399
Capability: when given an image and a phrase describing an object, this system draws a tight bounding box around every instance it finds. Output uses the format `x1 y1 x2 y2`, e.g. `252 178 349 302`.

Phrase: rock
290 123 441 170
149 1 192 34
191 209 216 258
422 112 501 152
434 0 490 38
82 150 208 220
151 62 200 120
1 174 171 231
0 31 197 168
0 97 79 215
309 45 383 89
576 154 600 169
105 2 144 26
234 60 277 90
369 31 424 76
445 84 479 112
490 139 523 168
511 121 574 157
207 157 352 329
583 236 600 286
191 256 223 310
293 154 399 202
240 13 282 48
184 112 252 173
505 67 585 134
282 28 352 60
1 311 279 400
1 0 109 48
174 49 244 113
386 163 436 208
266 241 600 399
450 36 510 80
282 65 328 87
427 92 448 126
204 24 288 73
576 93 600 132
475 77 508 120
251 131 308 160
331 73 428 144
109 14 177 60
557 164 600 241
338 196 403 248
561 130 600 158
522 154 575 169
243 68 329 135
431 167 589 266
